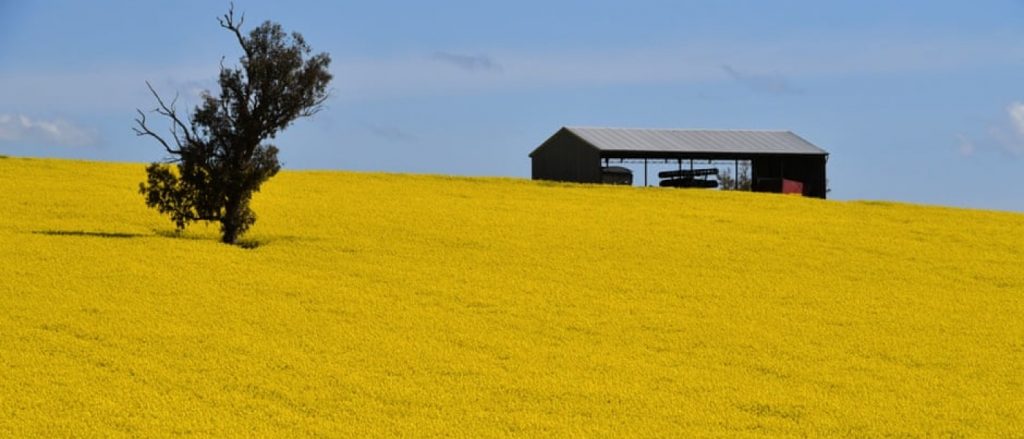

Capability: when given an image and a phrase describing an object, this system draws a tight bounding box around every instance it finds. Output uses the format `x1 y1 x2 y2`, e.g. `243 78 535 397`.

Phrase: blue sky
2 1 1024 211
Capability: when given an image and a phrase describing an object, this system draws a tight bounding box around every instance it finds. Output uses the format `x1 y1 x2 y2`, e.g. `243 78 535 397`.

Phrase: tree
134 5 332 244
718 161 752 191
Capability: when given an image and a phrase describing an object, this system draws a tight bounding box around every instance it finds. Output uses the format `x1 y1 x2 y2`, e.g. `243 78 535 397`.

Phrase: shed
529 127 829 198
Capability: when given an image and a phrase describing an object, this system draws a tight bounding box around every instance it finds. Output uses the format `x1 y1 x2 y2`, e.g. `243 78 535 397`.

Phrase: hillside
1 156 1022 436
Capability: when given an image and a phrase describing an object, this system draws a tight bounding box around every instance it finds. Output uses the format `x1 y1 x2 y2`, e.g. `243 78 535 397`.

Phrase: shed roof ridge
564 126 794 133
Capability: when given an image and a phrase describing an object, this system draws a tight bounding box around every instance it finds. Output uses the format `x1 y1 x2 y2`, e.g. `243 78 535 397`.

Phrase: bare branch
303 91 332 117
144 81 195 145
218 2 252 60
133 109 180 155
217 3 254 123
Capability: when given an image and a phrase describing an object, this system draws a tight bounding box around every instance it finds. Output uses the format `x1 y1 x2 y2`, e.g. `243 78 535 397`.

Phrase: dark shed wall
751 155 828 198
530 130 602 183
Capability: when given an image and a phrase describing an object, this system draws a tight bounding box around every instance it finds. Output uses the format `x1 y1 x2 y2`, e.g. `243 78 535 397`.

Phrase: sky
1 1 1024 211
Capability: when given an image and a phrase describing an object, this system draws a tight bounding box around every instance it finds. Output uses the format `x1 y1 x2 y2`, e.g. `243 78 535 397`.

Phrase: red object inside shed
782 179 804 195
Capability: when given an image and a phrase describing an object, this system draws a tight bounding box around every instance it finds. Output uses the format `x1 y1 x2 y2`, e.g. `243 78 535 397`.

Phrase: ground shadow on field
34 228 313 250
154 229 211 241
33 230 145 239
153 229 258 249
154 229 315 249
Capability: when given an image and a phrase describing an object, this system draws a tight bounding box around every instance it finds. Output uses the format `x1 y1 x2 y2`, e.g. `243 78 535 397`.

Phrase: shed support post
644 159 648 187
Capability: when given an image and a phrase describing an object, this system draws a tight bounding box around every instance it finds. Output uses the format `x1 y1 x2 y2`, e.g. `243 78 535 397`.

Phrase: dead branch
133 109 179 155
218 3 252 60
144 81 195 146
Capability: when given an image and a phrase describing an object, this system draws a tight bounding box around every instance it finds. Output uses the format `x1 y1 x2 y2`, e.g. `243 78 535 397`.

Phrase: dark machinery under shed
529 127 829 198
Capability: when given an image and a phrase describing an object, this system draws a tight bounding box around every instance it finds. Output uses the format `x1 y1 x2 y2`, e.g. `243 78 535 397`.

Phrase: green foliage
135 5 331 244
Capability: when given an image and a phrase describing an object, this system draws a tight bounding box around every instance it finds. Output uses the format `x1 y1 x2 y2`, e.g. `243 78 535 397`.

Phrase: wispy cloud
431 52 502 72
997 101 1024 156
720 65 801 95
0 65 215 112
327 34 1024 101
956 134 976 157
0 114 97 147
3 33 1024 107
362 122 416 142
959 102 1024 158
1007 102 1024 136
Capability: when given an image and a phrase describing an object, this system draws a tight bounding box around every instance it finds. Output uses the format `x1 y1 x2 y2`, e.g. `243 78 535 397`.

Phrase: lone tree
135 5 331 244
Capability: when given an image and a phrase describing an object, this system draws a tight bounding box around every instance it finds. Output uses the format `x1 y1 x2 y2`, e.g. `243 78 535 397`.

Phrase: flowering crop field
1 156 1022 437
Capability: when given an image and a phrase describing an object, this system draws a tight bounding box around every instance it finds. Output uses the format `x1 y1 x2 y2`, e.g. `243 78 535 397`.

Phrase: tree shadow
153 229 262 249
153 229 209 240
36 227 307 247
237 240 260 249
33 230 145 239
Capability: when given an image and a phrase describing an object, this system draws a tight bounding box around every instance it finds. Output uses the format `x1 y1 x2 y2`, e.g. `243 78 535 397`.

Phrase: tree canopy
135 5 332 244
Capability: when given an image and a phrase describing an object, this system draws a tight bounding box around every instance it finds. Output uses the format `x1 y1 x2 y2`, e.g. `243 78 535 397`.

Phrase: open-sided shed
529 127 830 198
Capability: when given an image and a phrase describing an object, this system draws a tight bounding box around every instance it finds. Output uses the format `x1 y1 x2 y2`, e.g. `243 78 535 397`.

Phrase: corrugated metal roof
564 127 827 155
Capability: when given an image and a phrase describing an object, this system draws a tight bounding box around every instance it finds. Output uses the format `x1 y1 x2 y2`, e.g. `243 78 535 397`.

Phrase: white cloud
1008 102 1024 137
956 134 976 157
0 114 97 147
996 102 1024 156
964 102 1024 158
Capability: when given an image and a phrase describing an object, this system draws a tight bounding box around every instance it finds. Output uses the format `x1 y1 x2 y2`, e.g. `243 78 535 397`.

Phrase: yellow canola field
1 156 1022 437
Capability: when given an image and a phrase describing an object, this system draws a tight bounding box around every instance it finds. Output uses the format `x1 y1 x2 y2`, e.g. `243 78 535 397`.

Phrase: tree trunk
221 193 245 244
